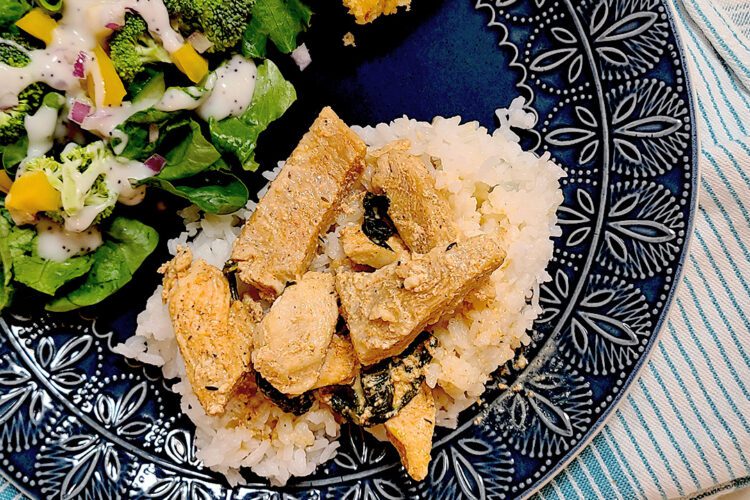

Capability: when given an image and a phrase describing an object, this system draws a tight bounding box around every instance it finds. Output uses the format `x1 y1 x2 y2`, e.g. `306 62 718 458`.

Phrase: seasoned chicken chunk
231 107 366 299
370 145 457 253
343 0 411 24
160 248 259 416
253 272 339 395
336 234 506 365
340 225 408 268
312 334 358 389
385 383 435 481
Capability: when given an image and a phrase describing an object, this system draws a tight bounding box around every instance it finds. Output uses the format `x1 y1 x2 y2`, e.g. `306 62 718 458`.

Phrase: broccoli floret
59 140 110 167
23 142 120 228
0 38 30 66
164 0 254 53
20 155 58 174
109 13 171 83
0 0 32 32
0 38 45 145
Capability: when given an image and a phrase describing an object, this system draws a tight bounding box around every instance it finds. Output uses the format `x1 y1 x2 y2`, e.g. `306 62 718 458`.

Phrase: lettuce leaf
209 60 296 171
242 0 312 58
45 218 158 312
13 254 93 295
158 120 222 181
0 211 93 308
112 108 180 161
0 0 32 30
0 212 15 310
140 170 248 214
0 277 11 310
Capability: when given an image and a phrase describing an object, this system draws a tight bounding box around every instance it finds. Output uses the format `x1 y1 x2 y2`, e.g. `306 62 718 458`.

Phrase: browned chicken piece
343 0 411 24
340 225 408 269
384 383 435 481
253 272 339 395
231 107 367 299
312 334 358 389
336 234 506 365
160 247 259 416
370 145 457 254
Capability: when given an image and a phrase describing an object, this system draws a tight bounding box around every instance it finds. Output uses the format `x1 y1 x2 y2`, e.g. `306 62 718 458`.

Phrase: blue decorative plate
0 0 697 498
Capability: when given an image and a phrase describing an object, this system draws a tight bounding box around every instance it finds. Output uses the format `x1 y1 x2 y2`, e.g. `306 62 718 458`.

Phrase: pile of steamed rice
113 97 565 485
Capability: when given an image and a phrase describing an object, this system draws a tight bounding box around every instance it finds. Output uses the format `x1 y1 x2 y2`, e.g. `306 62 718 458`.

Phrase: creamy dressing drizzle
0 50 79 108
24 105 59 159
2 0 262 239
156 86 207 112
82 89 161 138
36 220 103 261
61 156 153 232
197 55 257 121
107 158 152 206
1 0 183 108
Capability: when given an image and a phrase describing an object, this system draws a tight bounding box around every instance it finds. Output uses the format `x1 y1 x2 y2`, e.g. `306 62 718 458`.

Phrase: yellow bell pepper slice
15 9 58 46
172 43 209 84
0 170 12 194
88 45 127 107
5 171 61 221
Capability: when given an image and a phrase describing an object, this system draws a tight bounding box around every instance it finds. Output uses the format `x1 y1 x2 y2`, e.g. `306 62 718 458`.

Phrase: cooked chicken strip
370 146 457 253
336 234 506 365
253 272 339 395
385 383 435 481
231 107 366 299
340 225 408 269
160 248 260 416
312 334 358 389
343 0 411 24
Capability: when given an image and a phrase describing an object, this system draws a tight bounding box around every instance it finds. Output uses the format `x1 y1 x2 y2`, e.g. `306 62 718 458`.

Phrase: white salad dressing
0 49 79 108
56 144 155 232
24 105 59 159
52 0 184 55
1 0 183 108
107 158 153 206
156 86 207 112
36 221 103 262
197 55 257 121
82 91 161 138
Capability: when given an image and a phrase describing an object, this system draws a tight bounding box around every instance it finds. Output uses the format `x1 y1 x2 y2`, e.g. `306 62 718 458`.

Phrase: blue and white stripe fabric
536 0 750 498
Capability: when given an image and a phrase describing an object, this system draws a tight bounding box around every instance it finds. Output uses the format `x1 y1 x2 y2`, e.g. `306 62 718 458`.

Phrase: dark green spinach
209 60 296 171
46 217 158 312
241 0 312 58
362 192 397 250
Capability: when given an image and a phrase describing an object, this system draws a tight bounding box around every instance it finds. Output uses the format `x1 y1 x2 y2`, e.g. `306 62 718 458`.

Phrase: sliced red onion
105 22 121 30
68 101 92 125
187 32 213 54
144 154 167 173
148 124 159 143
73 52 87 78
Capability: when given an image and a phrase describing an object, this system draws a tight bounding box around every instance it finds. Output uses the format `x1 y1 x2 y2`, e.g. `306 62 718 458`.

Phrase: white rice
114 97 564 483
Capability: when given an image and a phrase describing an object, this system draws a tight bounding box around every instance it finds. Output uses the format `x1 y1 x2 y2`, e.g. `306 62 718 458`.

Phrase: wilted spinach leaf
13 254 93 295
140 170 248 214
241 0 312 58
362 192 396 249
158 120 222 181
46 218 158 312
209 60 296 171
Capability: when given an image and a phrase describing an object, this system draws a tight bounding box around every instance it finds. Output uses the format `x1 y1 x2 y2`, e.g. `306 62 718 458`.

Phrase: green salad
0 0 311 311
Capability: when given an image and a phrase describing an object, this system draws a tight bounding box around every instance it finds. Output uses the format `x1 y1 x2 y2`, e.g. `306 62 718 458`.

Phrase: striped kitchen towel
681 0 750 93
536 0 750 498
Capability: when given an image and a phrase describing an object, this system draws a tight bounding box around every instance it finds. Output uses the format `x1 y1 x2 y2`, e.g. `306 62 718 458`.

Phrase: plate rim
0 0 700 497
518 0 701 496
